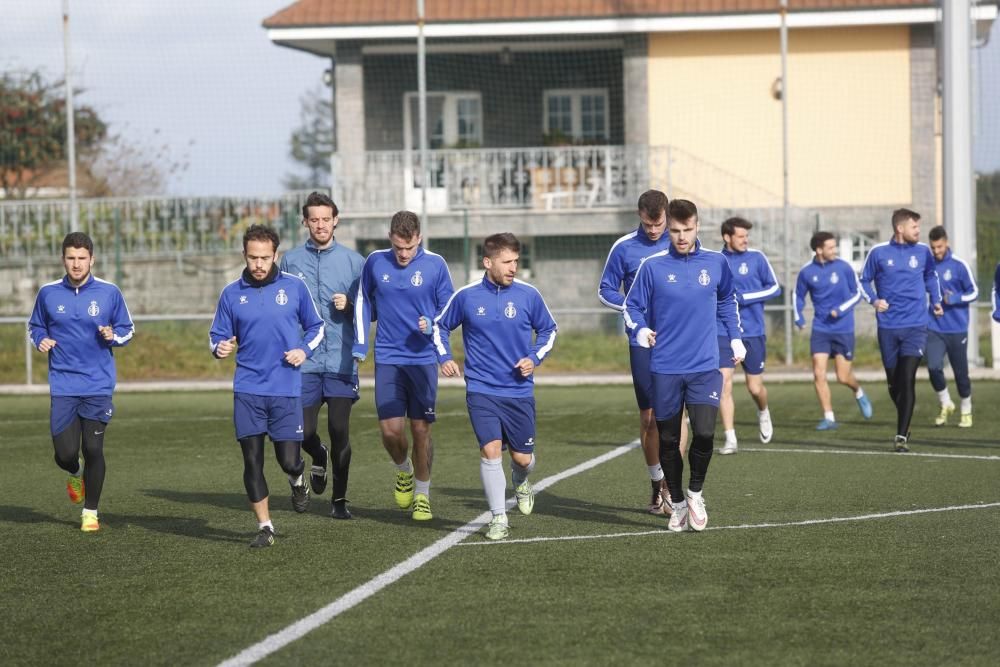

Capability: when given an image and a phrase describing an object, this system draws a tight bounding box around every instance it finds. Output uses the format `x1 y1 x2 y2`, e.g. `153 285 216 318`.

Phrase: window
543 89 609 143
403 92 482 151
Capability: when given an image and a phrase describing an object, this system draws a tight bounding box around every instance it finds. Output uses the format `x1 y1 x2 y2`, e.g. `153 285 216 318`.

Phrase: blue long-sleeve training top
624 240 741 374
993 263 1000 323
716 247 780 338
859 239 942 329
928 249 978 334
28 274 135 396
598 225 671 347
794 257 862 334
209 267 324 397
280 239 364 376
432 275 558 398
353 246 454 365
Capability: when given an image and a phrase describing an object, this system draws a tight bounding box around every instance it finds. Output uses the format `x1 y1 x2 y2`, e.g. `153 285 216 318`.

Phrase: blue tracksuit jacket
280 239 364 376
209 267 324 397
28 274 135 396
598 225 671 347
994 263 1000 323
432 275 558 398
717 247 780 338
353 246 454 365
859 239 942 329
794 257 862 334
624 240 741 374
928 249 978 334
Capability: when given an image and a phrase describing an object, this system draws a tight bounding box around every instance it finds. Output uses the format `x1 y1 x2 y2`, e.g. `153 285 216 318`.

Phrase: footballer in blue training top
209 224 325 548
352 211 454 522
28 231 135 534
432 232 557 540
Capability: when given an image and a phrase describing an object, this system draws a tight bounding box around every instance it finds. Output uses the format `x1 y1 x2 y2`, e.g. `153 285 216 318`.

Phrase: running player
28 232 135 533
433 233 558 540
280 192 365 518
353 211 454 520
793 231 873 430
210 224 325 547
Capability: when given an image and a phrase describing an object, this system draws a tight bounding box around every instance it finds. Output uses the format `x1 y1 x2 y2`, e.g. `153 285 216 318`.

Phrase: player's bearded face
244 239 276 280
668 217 698 254
485 249 518 286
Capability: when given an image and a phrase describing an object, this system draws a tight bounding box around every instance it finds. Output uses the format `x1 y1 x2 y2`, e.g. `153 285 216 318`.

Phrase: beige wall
647 26 912 209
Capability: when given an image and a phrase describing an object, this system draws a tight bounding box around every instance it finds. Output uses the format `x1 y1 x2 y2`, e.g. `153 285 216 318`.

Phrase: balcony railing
331 144 783 214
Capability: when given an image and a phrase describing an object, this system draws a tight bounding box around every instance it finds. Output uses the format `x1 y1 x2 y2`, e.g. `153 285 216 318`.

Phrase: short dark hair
483 232 520 258
810 231 836 252
243 224 280 253
667 198 698 223
637 189 668 220
928 225 948 242
891 208 920 231
721 217 753 238
390 211 421 241
301 191 338 219
62 232 93 257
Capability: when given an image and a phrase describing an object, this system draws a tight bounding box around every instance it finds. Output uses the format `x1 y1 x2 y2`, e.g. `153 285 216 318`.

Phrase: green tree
0 70 107 198
976 170 1000 284
284 85 333 190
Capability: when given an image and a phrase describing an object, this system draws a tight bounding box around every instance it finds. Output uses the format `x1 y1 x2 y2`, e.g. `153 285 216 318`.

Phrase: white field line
216 439 641 667
457 501 1000 547
744 446 1000 461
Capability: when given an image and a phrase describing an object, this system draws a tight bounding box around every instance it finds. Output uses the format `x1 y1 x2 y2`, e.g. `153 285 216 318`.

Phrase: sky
1 1 999 197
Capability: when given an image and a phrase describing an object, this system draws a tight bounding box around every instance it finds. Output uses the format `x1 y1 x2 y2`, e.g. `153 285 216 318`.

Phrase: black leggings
886 355 921 438
53 418 106 511
657 404 718 504
238 436 304 503
302 398 353 501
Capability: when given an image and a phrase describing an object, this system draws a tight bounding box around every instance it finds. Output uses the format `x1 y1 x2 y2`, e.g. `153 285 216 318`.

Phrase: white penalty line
744 447 1000 461
458 501 1000 547
217 439 642 667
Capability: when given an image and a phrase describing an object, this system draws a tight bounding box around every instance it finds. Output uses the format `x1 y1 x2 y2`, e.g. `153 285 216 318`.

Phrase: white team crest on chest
381 273 390 282
410 271 423 287
667 273 677 283
504 301 517 319
943 269 952 281
887 259 894 266
908 255 919 269
698 269 711 286
830 272 839 284
57 304 66 313
239 295 248 304
476 305 486 316
738 262 749 275
275 289 288 306
87 300 100 317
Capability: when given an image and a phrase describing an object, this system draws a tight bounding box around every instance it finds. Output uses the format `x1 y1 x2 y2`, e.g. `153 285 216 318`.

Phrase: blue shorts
651 370 723 421
629 345 653 411
234 392 304 441
302 372 360 407
374 363 438 422
718 335 766 375
50 395 113 436
811 331 855 359
877 326 927 369
467 392 536 453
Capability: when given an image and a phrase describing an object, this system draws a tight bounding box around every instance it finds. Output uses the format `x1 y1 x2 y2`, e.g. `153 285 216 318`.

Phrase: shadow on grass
142 488 251 512
104 512 247 544
340 504 467 531
0 505 76 527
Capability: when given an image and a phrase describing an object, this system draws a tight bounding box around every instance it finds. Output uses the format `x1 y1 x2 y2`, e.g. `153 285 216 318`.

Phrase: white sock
414 478 430 497
648 464 664 482
961 397 972 414
395 459 413 474
491 510 508 522
724 429 737 443
758 408 771 420
288 473 304 487
687 489 702 501
855 388 865 399
824 411 835 422
82 508 98 518
480 457 507 515
258 520 273 531
937 389 954 406
511 454 535 488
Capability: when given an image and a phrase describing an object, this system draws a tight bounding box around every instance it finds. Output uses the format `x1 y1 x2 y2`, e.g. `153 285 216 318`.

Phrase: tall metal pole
62 0 78 228
942 0 978 364
780 0 793 365
416 0 429 247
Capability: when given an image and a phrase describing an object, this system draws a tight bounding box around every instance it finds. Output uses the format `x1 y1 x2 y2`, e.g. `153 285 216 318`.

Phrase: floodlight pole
942 0 978 365
417 0 429 248
62 0 78 228
780 0 793 366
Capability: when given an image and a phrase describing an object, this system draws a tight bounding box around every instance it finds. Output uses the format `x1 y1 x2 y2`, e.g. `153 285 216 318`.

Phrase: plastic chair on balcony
540 171 602 210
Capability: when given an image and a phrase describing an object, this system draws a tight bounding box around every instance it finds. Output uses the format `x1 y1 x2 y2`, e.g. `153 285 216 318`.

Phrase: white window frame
403 91 482 151
543 88 610 141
